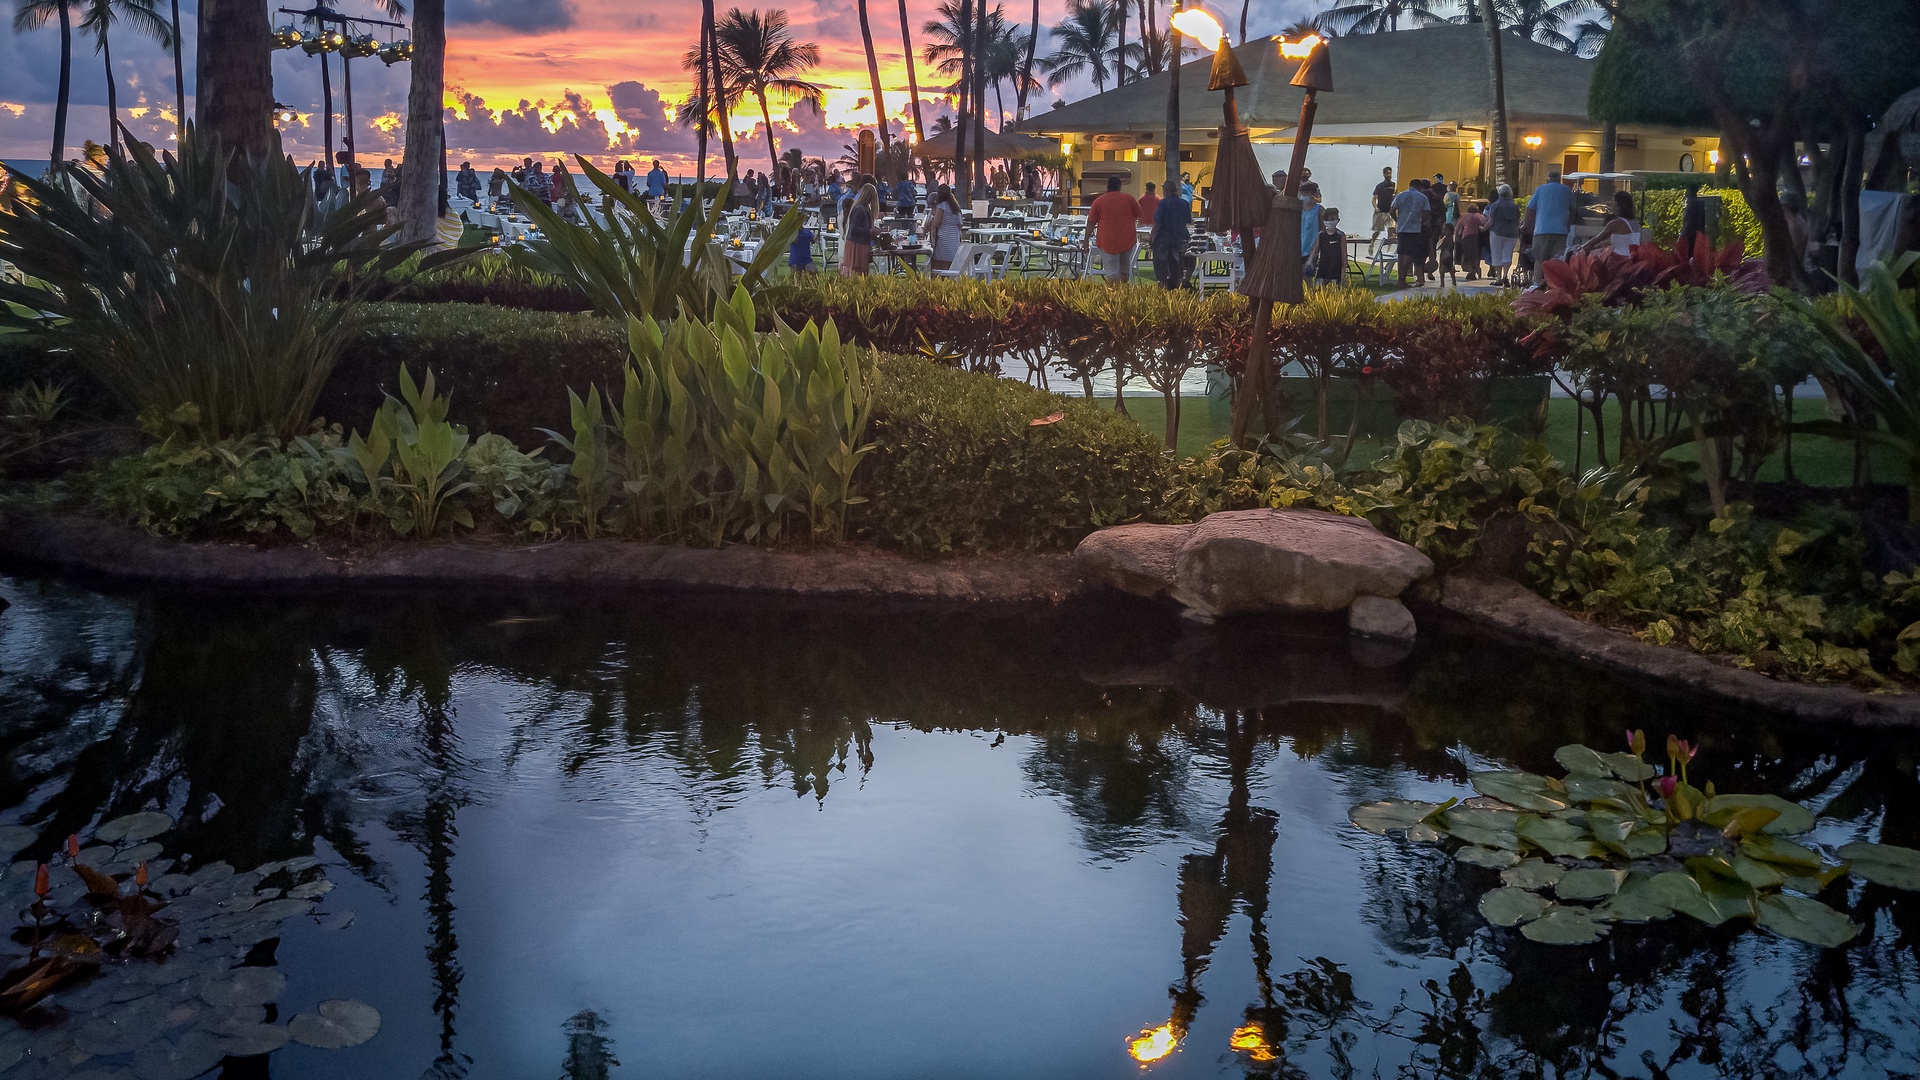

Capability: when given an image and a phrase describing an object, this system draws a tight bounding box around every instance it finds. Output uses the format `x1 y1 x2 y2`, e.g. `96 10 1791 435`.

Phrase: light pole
273 4 409 181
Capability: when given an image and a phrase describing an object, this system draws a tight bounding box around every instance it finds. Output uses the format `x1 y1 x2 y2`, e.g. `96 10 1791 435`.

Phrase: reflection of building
1020 25 1721 214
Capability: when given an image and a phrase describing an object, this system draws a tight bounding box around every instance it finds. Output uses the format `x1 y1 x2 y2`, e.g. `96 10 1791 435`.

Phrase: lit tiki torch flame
1126 1022 1180 1065
1168 7 1224 52
1279 33 1324 58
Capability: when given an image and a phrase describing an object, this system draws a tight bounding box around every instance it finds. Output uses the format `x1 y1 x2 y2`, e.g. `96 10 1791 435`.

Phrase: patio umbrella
912 127 1053 161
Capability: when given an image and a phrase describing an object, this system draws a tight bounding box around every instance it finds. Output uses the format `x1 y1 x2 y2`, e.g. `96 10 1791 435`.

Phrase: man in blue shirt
893 176 915 217
824 173 842 211
645 160 668 205
1525 169 1576 264
1149 180 1193 289
1390 180 1431 287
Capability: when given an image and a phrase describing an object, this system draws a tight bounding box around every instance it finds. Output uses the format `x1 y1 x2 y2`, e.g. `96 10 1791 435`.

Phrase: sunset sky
0 0 1324 173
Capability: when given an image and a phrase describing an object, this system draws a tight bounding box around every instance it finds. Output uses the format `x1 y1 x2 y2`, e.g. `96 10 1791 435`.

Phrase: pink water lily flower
1657 775 1678 800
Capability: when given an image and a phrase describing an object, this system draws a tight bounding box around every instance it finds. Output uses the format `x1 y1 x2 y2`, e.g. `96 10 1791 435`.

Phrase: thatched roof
1018 24 1597 139
913 126 1056 160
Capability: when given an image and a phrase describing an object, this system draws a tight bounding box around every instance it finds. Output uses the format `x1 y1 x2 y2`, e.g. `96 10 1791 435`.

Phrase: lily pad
1701 794 1815 836
1648 870 1756 926
1553 744 1614 777
285 880 335 900
0 825 37 858
1562 773 1636 806
217 1023 292 1057
1755 893 1859 947
288 999 382 1049
188 862 235 888
1470 771 1568 813
1597 751 1658 783
199 967 287 1008
1479 887 1552 927
280 856 321 873
1455 845 1521 869
1515 814 1602 859
201 1006 269 1036
1501 859 1566 891
132 1029 224 1080
1741 834 1824 872
1599 873 1675 923
1731 853 1786 890
252 898 318 921
1349 799 1443 835
74 1003 166 1056
116 842 166 867
1555 868 1626 901
1519 905 1610 944
1837 841 1920 891
97 812 174 845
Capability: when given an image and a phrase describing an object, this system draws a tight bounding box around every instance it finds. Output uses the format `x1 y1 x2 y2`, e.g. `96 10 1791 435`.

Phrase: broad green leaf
1519 905 1610 945
1515 814 1602 859
1701 794 1815 835
1455 845 1521 869
1731 853 1786 889
1553 744 1613 777
1563 773 1637 805
1555 868 1626 901
1599 873 1675 923
288 999 381 1049
1439 808 1520 851
1500 859 1565 891
1717 806 1783 839
1597 751 1658 782
1406 822 1444 844
1479 887 1552 927
1349 799 1446 836
1647 870 1755 926
1755 893 1859 947
1740 833 1824 871
1470 771 1568 813
1837 841 1920 891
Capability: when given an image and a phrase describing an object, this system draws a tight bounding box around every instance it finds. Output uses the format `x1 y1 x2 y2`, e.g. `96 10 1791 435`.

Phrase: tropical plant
78 0 171 150
342 366 476 537
1350 733 1920 947
541 386 615 539
506 155 798 323
1039 0 1119 93
0 126 451 440
686 8 825 172
1802 253 1920 522
13 0 75 173
1448 0 1598 51
1124 23 1200 74
1317 0 1442 34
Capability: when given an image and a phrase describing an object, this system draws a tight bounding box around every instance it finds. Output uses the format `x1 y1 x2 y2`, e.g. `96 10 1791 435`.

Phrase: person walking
1486 184 1519 285
1149 179 1192 289
1083 175 1142 284
1370 166 1396 254
1455 199 1487 279
1137 182 1161 225
1391 180 1429 287
927 184 964 270
1523 169 1576 266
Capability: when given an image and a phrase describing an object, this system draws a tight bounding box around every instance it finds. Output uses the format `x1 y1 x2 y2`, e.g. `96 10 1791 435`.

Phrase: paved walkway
1375 277 1509 302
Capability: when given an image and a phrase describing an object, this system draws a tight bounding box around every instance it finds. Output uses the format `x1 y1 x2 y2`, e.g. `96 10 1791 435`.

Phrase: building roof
1018 24 1597 140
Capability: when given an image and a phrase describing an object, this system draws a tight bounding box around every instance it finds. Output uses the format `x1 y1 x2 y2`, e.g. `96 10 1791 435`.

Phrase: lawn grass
1098 392 1907 487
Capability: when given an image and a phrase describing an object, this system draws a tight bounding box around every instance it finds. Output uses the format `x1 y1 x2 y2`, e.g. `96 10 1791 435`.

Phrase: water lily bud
1666 734 1681 762
33 862 49 897
66 834 79 859
1627 729 1647 757
135 863 149 887
1657 775 1678 800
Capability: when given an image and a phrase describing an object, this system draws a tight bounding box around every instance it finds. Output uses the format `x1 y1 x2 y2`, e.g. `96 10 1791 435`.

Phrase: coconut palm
1453 0 1597 50
13 0 74 172
1318 0 1443 34
985 26 1039 126
684 8 822 172
78 0 171 151
898 0 926 139
856 0 889 149
1124 24 1201 74
397 0 450 245
1018 0 1040 118
1040 0 1119 93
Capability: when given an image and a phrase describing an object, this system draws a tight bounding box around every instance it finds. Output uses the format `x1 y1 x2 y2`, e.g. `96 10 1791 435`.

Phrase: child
789 223 817 274
1314 208 1346 285
1436 222 1458 288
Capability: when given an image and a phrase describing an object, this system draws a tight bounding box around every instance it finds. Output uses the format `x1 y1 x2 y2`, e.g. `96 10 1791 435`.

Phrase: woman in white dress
1580 189 1643 256
927 185 965 270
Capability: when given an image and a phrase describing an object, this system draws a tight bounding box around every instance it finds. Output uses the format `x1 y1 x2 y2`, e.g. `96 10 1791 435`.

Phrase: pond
0 572 1916 1079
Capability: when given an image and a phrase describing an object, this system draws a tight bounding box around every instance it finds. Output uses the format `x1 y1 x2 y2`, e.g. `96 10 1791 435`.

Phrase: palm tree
856 0 889 152
79 0 171 151
897 0 926 140
985 25 1038 127
164 0 181 131
1467 0 1595 50
1318 0 1443 34
1114 0 1126 85
1040 0 1119 94
195 0 271 159
1019 0 1039 118
684 9 821 172
1279 16 1328 39
1480 0 1510 188
397 0 448 245
1124 24 1200 74
13 0 74 172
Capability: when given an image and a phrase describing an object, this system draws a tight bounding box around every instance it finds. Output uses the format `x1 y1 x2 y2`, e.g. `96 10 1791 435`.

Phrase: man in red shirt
1082 175 1142 283
1137 182 1161 226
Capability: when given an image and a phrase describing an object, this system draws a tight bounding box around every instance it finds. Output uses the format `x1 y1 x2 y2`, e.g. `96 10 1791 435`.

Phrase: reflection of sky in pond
0 575 1916 1078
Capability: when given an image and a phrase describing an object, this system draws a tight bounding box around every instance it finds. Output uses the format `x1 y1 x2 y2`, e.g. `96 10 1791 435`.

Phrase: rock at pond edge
1348 595 1417 641
1169 509 1433 619
1073 523 1192 600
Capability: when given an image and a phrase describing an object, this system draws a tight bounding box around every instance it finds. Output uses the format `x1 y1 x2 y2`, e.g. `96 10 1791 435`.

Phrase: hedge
1640 187 1765 257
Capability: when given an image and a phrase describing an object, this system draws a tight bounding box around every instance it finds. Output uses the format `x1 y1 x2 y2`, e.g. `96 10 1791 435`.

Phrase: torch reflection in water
1126 1021 1179 1065
1229 1022 1277 1063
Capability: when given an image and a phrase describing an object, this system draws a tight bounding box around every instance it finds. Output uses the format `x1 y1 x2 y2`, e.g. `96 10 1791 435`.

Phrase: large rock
1073 509 1433 624
1348 594 1417 641
1075 523 1190 599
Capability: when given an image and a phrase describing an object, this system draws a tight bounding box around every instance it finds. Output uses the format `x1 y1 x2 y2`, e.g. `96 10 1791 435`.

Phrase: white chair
1366 239 1399 284
930 242 977 279
1194 252 1237 293
988 244 1014 280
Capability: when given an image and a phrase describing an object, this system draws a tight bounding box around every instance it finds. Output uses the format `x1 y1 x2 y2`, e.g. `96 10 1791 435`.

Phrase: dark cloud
447 0 576 33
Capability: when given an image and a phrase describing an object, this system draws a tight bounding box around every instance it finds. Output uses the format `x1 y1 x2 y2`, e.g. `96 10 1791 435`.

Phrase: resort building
1019 24 1722 217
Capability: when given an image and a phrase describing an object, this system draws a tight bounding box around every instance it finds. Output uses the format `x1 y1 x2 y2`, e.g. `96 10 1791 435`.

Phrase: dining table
879 244 932 275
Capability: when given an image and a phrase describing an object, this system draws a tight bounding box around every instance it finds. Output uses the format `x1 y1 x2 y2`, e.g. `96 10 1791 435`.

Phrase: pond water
0 572 1917 1079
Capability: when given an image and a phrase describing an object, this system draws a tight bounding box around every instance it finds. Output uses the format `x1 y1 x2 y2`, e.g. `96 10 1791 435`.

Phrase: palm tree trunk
758 90 778 172
1481 0 1511 189
319 50 334 173
1166 0 1179 190
707 0 737 177
1138 0 1153 74
955 0 972 201
397 0 444 244
101 31 117 150
897 0 926 139
972 0 987 191
51 0 71 172
857 0 889 151
1116 0 1128 85
1019 0 1039 120
993 79 1005 130
695 14 710 187
1238 0 1248 48
196 0 272 161
168 0 184 134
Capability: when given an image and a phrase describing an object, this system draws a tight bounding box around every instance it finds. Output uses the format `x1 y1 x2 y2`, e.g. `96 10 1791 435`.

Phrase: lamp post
276 4 409 181
1168 9 1331 444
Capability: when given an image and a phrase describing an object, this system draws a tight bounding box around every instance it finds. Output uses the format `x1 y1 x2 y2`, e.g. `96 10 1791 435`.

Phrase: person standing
487 167 508 203
927 185 964 270
893 174 916 218
646 160 669 208
1149 180 1191 289
1370 166 1397 254
1422 177 1446 276
1524 169 1576 265
1455 199 1487 279
1299 182 1323 278
1486 184 1519 285
1083 175 1142 284
1138 182 1161 225
455 161 480 202
1314 208 1346 285
839 183 880 276
1391 180 1429 287
1442 178 1459 226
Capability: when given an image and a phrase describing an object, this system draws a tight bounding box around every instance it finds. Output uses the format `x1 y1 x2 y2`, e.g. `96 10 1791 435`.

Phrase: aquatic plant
0 812 378 1073
1350 732 1920 946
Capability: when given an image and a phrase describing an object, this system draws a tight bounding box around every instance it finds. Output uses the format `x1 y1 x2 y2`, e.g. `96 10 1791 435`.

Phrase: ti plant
1803 252 1920 522
507 157 797 323
342 367 476 537
541 386 615 539
1351 730 1920 947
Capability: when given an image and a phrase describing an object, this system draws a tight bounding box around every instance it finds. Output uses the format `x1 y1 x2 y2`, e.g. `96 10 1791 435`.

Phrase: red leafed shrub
1633 235 1770 293
1512 251 1661 321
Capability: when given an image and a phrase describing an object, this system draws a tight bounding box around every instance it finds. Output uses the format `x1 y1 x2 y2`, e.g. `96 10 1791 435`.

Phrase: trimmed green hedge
1640 187 1765 257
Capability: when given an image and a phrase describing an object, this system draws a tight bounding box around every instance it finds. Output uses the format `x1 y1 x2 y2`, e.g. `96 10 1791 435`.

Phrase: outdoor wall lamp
1522 133 1544 150
272 102 300 124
